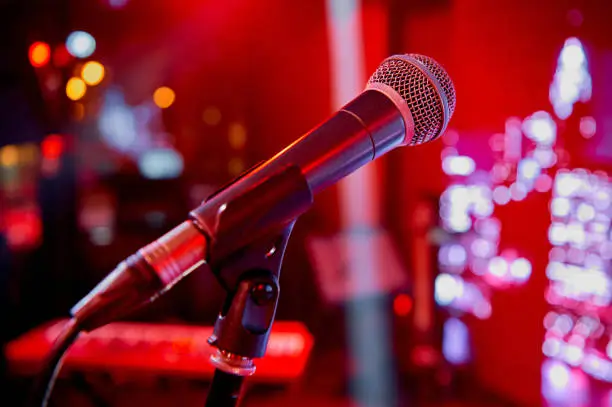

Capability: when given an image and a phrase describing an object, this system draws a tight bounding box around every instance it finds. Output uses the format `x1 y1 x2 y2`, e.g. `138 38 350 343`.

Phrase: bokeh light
393 294 413 317
579 116 596 139
52 44 72 67
41 135 64 160
138 148 183 179
153 86 175 109
442 155 475 176
66 77 87 101
29 42 51 68
228 123 247 149
228 157 245 176
202 106 222 126
66 31 96 58
0 145 19 167
81 61 105 86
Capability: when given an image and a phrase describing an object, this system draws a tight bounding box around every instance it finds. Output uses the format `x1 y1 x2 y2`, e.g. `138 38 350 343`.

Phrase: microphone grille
367 54 456 145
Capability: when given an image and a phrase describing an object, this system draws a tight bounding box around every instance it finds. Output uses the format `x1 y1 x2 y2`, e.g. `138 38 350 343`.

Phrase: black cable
205 369 245 407
27 318 81 407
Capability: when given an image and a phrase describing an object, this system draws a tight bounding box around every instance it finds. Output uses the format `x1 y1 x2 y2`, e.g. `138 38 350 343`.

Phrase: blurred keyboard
5 319 313 384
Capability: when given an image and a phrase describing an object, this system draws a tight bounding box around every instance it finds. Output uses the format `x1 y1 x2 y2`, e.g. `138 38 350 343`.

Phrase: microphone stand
194 165 313 406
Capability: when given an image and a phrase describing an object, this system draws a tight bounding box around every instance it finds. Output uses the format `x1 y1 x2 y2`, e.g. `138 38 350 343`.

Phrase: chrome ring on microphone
139 220 207 286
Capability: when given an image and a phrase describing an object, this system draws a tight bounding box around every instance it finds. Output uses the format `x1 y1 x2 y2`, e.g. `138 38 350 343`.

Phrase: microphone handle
191 88 405 235
71 89 405 332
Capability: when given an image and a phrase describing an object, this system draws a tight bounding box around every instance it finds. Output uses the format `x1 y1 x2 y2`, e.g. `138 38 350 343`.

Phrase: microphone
70 53 456 331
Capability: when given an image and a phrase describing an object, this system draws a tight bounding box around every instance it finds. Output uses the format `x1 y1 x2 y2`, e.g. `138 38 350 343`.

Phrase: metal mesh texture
367 54 455 145
410 54 456 117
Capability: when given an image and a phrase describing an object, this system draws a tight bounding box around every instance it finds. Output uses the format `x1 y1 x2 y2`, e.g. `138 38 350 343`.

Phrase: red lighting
52 44 72 67
4 207 42 250
41 134 64 160
29 42 51 68
393 294 413 317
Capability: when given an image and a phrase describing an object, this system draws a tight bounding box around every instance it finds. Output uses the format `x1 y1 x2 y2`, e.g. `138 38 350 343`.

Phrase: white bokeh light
510 258 532 282
66 31 96 58
435 274 463 306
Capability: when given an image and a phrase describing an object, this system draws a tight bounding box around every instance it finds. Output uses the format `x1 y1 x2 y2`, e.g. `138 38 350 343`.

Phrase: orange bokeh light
81 61 105 86
153 86 176 109
66 77 87 101
29 42 51 68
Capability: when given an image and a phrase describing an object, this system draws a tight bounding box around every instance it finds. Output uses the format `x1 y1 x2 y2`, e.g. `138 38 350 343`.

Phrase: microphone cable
27 318 82 407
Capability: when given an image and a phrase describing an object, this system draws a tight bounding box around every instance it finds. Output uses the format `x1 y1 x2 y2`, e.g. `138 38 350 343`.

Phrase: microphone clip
191 164 312 369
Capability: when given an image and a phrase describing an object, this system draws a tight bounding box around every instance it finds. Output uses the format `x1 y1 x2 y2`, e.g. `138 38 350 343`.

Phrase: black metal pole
205 369 245 407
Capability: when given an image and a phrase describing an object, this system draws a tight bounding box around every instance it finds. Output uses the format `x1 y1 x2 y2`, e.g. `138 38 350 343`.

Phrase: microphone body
71 89 405 330
71 54 455 331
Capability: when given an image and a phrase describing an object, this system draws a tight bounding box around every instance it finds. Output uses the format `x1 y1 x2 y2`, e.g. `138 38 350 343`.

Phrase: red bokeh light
393 293 413 317
41 134 64 160
4 207 42 250
29 42 51 68
52 44 72 67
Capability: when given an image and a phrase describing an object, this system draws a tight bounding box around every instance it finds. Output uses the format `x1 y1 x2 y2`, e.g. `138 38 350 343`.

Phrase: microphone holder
191 165 313 407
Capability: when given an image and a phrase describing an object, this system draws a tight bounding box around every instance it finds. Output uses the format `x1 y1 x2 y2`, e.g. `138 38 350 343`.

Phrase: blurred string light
504 117 523 162
579 116 596 139
532 147 557 169
471 238 496 258
438 243 468 267
81 61 105 86
517 157 542 190
535 173 554 193
509 182 528 201
483 252 533 286
523 111 557 146
545 169 612 383
435 273 464 306
153 86 175 109
492 185 511 205
66 31 96 59
542 359 570 395
488 256 508 278
28 42 51 68
440 184 495 233
437 127 539 324
442 155 475 176
66 77 87 101
510 257 532 282
549 37 591 120
442 318 470 365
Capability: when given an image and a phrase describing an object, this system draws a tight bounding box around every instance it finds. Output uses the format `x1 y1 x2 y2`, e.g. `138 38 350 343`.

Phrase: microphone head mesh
367 54 456 145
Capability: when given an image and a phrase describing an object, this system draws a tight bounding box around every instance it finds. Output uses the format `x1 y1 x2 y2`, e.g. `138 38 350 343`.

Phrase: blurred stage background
1 0 612 406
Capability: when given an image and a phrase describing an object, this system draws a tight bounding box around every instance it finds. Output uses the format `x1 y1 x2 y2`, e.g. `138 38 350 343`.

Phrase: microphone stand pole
194 165 313 406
